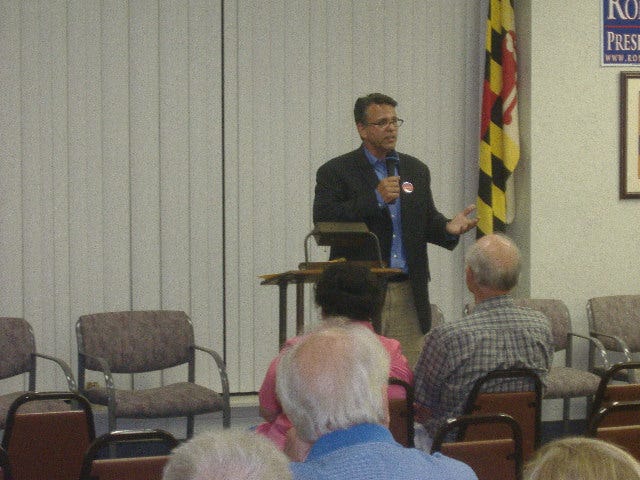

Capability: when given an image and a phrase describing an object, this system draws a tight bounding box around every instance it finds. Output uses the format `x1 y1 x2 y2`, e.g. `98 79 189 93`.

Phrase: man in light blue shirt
276 323 478 480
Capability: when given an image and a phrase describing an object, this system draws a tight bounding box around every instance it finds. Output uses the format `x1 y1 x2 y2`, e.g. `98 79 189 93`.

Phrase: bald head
465 233 521 294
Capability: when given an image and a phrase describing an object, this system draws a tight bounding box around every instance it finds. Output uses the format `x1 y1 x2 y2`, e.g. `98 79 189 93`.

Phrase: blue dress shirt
364 147 407 273
289 423 478 480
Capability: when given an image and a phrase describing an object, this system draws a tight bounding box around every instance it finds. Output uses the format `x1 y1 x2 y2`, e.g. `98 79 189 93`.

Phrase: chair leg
108 408 117 433
562 397 570 434
187 415 194 438
223 405 231 429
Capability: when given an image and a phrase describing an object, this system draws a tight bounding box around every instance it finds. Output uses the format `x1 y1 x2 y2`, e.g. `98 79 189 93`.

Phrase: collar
305 423 395 461
353 320 375 332
474 294 515 312
363 145 398 166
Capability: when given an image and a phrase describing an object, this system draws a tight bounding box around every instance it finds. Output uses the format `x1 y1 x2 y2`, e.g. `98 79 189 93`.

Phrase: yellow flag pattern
477 0 520 237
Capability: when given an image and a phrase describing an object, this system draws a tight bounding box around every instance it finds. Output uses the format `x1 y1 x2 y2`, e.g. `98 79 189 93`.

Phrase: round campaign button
402 181 414 194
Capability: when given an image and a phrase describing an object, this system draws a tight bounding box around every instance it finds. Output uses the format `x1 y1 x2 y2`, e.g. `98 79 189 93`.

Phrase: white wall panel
159 1 190 316
50 1 74 372
0 0 482 398
101 0 131 312
0 2 23 320
20 1 45 336
188 0 224 389
130 1 161 313
0 1 26 394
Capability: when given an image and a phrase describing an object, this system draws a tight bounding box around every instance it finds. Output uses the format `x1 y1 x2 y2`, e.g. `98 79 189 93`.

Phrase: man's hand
377 176 401 204
446 204 478 235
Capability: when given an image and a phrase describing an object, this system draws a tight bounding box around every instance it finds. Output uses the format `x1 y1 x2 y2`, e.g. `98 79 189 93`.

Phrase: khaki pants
380 280 425 367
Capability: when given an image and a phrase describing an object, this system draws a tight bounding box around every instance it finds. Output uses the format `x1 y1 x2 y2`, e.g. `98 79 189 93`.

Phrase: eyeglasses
364 118 404 128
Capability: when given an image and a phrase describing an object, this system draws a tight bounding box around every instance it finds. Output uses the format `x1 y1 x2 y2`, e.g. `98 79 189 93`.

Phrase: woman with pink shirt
256 262 413 449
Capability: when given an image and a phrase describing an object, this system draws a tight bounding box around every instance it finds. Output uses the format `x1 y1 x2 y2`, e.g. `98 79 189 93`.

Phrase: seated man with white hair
162 429 291 480
276 322 477 480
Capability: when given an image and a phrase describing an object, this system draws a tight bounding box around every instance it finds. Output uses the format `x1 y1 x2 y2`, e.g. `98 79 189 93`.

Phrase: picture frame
620 71 640 198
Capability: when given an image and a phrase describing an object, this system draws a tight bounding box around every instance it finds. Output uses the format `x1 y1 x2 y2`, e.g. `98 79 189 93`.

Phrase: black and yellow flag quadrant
477 0 520 238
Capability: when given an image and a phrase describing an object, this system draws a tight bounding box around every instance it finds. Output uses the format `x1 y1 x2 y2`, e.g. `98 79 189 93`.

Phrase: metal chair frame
432 413 523 480
462 368 542 460
79 429 179 480
387 377 415 448
76 310 230 438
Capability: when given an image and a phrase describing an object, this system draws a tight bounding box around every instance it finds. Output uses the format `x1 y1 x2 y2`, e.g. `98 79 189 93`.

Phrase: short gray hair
276 323 390 442
465 233 521 291
162 429 291 480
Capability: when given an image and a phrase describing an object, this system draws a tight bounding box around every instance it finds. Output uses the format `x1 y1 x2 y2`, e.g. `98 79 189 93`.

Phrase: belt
387 273 409 283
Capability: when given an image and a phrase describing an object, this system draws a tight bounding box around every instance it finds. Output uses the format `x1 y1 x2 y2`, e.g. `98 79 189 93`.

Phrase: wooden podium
260 264 401 347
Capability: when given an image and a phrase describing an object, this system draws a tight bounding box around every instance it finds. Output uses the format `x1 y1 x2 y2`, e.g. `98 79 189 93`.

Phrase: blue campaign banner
603 0 640 65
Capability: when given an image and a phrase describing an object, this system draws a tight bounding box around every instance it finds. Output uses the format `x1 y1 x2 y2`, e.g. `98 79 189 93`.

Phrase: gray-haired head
162 429 291 480
276 323 390 443
465 233 521 292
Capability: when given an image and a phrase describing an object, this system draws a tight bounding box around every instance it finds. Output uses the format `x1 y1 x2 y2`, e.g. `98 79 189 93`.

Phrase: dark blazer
313 146 458 333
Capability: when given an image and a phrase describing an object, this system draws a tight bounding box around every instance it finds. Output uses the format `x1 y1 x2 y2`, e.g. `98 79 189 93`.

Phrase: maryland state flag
477 0 520 238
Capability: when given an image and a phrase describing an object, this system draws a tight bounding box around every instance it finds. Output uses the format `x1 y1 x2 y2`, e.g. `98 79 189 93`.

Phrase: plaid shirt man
414 295 554 438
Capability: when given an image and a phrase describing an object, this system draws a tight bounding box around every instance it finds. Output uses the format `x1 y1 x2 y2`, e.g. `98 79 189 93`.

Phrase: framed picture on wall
620 72 640 198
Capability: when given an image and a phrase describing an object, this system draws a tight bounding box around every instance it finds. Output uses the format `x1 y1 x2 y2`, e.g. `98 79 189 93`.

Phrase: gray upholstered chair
512 299 603 433
0 317 77 429
76 310 230 438
588 295 640 381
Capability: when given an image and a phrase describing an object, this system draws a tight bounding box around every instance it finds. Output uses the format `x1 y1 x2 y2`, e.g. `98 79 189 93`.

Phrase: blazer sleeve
313 156 383 223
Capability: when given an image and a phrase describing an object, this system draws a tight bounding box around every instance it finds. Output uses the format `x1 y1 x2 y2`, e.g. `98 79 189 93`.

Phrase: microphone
385 156 397 177
385 156 398 204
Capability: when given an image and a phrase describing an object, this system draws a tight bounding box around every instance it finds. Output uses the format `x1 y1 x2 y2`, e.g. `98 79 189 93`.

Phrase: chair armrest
78 351 116 403
194 345 230 428
566 332 609 371
589 331 633 361
33 352 78 391
193 345 230 400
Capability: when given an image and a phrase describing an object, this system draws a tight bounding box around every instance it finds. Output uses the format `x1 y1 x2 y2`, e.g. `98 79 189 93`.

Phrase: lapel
354 146 380 192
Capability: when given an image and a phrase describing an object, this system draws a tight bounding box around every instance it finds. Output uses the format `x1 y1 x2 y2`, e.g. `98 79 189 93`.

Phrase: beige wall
515 1 640 420
3 0 633 424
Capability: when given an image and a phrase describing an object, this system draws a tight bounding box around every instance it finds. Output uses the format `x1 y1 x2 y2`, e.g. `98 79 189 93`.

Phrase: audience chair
0 445 11 480
587 400 640 461
1 391 95 480
588 361 640 427
462 368 542 461
76 310 230 438
432 413 523 480
0 317 76 429
78 429 179 480
588 295 640 380
512 298 603 433
387 377 414 447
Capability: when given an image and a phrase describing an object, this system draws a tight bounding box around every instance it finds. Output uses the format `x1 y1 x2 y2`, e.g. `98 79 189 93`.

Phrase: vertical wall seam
221 0 227 363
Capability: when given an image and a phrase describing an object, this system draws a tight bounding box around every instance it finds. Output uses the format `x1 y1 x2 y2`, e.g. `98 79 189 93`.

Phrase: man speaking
313 93 477 364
